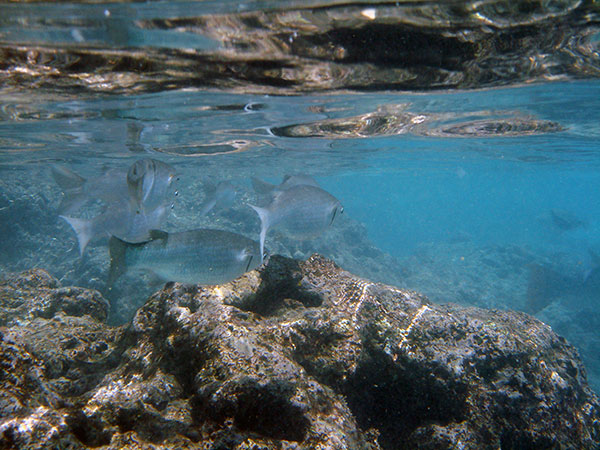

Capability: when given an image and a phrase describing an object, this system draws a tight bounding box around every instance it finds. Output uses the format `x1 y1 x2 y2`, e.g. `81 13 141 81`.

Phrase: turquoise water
5 82 598 256
1 1 599 393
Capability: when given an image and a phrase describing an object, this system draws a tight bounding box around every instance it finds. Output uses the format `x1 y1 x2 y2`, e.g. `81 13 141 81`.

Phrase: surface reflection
0 0 598 96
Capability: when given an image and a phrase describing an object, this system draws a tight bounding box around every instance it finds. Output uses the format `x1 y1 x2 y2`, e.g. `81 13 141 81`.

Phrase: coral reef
1 256 599 449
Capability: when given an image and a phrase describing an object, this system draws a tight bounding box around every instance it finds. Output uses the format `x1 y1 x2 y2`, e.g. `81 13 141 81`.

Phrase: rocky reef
1 255 599 449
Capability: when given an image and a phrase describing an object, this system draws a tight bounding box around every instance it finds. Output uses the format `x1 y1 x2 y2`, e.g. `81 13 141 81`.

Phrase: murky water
1 1 599 392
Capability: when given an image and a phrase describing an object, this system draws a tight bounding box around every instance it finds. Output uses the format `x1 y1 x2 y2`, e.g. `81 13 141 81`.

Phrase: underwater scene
1 1 600 448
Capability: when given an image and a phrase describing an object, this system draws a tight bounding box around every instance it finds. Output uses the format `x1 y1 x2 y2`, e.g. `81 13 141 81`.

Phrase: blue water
342 161 600 257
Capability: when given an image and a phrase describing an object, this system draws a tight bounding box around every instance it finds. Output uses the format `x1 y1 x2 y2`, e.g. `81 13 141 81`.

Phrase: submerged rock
0 269 123 449
0 269 110 324
1 257 599 449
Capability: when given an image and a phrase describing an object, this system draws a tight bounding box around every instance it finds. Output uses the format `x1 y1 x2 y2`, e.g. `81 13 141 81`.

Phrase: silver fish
249 184 342 261
198 180 236 216
60 201 169 257
127 158 177 214
108 229 262 286
52 159 177 215
251 174 319 197
51 165 128 214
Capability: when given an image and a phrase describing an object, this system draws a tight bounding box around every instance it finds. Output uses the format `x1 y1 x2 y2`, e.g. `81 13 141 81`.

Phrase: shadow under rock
228 255 324 316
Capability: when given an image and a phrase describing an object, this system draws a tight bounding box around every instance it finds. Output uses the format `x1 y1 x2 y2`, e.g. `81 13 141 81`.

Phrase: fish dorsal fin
149 229 169 241
251 177 277 196
51 165 86 190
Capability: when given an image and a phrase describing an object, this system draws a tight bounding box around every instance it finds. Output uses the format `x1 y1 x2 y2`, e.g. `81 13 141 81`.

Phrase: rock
0 269 110 324
0 270 124 449
1 256 599 449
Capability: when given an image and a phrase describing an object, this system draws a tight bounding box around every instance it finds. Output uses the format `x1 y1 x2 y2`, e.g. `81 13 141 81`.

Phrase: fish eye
174 190 179 196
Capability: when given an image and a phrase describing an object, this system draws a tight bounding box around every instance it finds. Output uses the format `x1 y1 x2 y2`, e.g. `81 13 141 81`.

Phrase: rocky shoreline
1 254 598 449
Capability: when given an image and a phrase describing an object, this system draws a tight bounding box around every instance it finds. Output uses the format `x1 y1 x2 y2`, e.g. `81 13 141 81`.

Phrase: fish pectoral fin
107 235 129 288
51 165 86 190
251 177 277 196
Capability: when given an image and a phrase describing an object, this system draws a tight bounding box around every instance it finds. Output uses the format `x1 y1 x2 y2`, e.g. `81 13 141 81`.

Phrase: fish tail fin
59 215 92 257
107 235 129 289
251 177 276 196
51 165 87 214
249 204 270 263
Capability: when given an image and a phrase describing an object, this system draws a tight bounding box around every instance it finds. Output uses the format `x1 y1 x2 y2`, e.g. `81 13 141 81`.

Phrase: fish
251 174 319 198
248 184 342 262
198 180 236 216
525 263 571 314
550 209 585 231
60 202 169 257
526 248 600 314
107 228 263 287
51 164 128 214
126 158 177 214
52 159 177 215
